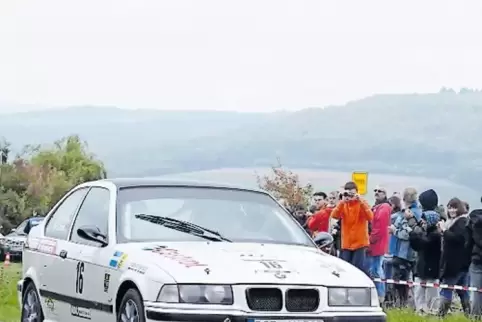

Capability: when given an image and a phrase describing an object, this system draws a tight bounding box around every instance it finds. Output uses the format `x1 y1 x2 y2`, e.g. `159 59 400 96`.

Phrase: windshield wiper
134 214 232 242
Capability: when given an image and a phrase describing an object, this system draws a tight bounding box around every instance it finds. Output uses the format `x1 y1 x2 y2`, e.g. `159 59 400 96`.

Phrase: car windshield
116 186 314 247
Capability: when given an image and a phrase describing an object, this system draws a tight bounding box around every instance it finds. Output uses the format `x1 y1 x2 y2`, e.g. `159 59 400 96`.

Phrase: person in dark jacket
408 189 441 314
466 208 482 317
437 197 471 317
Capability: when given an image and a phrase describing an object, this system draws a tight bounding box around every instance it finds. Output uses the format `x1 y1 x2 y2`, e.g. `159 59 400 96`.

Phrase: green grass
0 261 473 321
0 262 22 322
387 310 469 322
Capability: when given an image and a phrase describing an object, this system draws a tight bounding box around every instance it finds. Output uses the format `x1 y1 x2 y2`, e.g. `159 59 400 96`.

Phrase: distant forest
1 88 481 191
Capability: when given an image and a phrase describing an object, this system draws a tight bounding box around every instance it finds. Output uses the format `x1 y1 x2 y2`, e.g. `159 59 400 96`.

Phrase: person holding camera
331 181 374 273
389 187 421 307
307 191 337 236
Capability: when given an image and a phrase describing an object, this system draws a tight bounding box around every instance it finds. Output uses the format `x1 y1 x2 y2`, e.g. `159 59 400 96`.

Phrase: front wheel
117 288 146 322
20 282 44 322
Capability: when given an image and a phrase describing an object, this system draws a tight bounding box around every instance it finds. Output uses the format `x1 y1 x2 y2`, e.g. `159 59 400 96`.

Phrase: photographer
307 191 334 236
331 181 374 273
389 187 420 307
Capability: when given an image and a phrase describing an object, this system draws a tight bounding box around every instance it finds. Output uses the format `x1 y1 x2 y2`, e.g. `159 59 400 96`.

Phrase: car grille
4 240 24 250
285 289 320 312
246 288 283 311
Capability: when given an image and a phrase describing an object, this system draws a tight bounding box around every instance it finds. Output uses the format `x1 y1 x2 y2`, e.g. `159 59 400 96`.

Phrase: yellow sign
352 172 368 195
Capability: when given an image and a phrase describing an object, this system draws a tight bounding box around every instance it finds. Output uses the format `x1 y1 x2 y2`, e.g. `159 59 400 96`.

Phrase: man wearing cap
367 185 392 304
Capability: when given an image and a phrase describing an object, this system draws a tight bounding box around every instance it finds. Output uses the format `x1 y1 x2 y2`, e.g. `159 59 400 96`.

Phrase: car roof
88 177 268 194
29 216 44 221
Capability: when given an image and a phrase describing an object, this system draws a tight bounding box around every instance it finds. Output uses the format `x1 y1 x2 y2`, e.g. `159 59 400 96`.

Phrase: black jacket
466 209 482 266
409 224 442 279
441 215 470 278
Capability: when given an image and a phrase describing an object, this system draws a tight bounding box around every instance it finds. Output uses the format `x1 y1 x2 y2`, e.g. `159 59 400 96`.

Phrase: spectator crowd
285 181 482 318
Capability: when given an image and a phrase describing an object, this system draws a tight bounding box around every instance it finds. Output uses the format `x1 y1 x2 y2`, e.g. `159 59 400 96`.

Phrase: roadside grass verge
0 262 21 322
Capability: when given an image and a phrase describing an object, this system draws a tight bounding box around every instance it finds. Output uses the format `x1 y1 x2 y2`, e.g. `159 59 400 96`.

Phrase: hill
172 168 481 207
1 90 482 190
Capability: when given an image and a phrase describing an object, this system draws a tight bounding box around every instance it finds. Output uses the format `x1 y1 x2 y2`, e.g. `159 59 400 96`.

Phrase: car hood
4 235 26 242
118 242 374 287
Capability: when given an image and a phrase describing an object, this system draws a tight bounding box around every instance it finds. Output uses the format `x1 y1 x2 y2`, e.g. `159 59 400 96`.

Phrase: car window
10 220 28 236
45 188 89 240
116 186 314 247
70 187 110 246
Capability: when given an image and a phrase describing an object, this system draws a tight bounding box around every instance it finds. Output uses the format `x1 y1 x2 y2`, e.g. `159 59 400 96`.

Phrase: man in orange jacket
331 181 374 273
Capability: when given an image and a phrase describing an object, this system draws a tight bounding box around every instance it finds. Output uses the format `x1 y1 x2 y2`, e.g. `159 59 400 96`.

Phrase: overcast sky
0 0 481 112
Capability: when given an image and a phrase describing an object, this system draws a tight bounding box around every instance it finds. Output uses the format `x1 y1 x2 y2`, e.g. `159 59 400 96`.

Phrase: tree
29 135 107 184
0 137 10 164
0 135 107 234
256 158 313 210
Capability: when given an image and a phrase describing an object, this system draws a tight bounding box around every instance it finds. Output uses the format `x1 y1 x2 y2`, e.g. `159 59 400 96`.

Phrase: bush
256 158 313 210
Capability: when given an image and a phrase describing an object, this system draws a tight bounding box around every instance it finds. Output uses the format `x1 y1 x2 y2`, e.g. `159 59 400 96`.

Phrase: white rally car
19 178 386 322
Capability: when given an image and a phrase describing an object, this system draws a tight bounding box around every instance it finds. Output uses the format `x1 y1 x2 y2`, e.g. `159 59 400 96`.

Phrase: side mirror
313 232 334 249
23 220 40 235
77 226 108 247
10 228 16 233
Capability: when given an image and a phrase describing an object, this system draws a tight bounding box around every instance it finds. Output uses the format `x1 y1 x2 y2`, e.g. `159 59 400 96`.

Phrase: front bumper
144 304 386 322
17 280 24 311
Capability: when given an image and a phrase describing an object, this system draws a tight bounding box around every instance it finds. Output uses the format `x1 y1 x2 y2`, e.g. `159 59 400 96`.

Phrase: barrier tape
372 278 482 292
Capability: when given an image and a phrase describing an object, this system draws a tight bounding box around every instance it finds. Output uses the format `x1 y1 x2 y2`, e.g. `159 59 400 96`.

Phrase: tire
117 288 146 322
20 282 44 322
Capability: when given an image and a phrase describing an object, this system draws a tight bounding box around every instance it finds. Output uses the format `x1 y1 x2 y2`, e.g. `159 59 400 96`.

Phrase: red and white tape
372 278 482 293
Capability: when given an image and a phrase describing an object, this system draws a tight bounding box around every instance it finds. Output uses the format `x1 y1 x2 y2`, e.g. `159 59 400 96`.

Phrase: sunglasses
374 189 385 193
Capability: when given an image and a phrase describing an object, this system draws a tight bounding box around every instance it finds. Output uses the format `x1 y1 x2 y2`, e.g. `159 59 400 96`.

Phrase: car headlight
328 287 372 306
157 284 233 305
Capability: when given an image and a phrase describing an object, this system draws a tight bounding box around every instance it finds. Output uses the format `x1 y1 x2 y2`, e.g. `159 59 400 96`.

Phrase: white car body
19 178 386 322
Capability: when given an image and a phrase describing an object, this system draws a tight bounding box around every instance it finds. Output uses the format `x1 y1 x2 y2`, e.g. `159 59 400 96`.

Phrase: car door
67 186 116 321
36 187 90 322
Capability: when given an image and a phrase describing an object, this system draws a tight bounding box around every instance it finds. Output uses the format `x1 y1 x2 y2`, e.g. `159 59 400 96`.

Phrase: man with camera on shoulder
331 181 374 273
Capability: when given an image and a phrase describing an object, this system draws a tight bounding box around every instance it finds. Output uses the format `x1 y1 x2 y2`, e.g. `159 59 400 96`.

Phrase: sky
0 0 481 112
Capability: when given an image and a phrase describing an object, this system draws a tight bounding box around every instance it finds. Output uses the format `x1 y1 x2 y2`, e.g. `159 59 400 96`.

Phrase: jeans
413 277 439 313
470 263 482 316
383 255 394 279
366 255 385 299
340 247 367 274
440 271 469 302
392 257 413 307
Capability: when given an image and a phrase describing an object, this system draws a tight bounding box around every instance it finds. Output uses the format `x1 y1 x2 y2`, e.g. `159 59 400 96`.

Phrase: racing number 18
76 262 84 294
259 260 283 269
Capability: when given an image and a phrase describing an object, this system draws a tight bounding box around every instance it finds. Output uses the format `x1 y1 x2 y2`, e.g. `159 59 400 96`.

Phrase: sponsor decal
104 273 110 292
26 237 57 254
70 305 91 320
143 246 207 268
38 239 57 255
45 297 55 313
246 259 298 277
109 251 128 269
318 260 345 273
127 263 147 274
